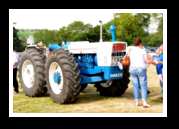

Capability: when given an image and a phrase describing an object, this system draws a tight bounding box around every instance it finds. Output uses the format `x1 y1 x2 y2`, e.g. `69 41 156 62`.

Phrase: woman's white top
127 46 147 70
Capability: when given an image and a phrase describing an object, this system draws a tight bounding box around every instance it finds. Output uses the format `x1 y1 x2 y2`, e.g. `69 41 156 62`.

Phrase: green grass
13 65 163 113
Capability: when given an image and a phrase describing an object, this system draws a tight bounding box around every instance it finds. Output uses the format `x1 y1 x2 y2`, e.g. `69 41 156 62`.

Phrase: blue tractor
18 24 130 104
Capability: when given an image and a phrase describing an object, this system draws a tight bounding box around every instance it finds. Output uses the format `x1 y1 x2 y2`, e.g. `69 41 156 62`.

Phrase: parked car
145 46 157 53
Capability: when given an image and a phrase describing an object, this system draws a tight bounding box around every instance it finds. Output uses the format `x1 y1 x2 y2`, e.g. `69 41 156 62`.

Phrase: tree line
14 13 163 52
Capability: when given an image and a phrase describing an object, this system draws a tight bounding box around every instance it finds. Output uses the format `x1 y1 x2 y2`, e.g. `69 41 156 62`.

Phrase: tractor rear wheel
46 49 81 104
95 67 130 96
19 48 47 96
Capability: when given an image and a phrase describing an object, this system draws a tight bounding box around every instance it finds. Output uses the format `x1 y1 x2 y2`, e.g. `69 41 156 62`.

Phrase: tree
57 21 110 42
57 27 69 43
33 29 59 46
13 27 25 52
17 29 34 43
135 13 151 31
85 25 100 42
144 13 163 46
114 13 151 45
85 25 111 42
158 15 163 32
144 33 162 46
57 21 93 42
65 21 92 41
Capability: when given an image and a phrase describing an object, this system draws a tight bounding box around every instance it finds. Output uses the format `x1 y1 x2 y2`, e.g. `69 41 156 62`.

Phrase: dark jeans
13 68 19 93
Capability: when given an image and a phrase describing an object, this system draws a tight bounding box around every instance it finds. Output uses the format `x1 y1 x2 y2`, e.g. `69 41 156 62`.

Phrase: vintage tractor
18 24 130 104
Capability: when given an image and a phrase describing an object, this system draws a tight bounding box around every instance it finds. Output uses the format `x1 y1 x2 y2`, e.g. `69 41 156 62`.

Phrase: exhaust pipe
99 20 103 42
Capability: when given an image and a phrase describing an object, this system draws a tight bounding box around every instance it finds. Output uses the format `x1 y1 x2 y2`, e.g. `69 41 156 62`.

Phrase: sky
11 9 117 30
10 9 162 33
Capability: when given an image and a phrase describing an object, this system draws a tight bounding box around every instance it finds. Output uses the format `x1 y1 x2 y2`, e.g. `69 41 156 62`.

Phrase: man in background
13 51 19 94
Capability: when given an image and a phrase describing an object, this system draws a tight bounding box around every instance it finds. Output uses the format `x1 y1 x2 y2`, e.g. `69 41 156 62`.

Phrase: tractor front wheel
95 67 130 96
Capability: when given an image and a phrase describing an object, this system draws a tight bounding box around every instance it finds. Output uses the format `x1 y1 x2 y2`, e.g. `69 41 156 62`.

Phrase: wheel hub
53 72 61 84
49 62 63 94
100 80 112 88
21 60 35 88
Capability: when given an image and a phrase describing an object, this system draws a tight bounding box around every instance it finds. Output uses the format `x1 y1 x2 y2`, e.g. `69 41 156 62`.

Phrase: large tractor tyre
46 49 81 104
25 47 47 63
19 48 47 97
95 67 130 96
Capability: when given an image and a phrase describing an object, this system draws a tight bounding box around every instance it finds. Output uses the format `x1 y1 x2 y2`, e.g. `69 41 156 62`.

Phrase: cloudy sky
10 9 163 33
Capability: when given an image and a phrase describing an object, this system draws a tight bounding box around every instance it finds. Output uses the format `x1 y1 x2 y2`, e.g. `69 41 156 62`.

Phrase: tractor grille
111 43 126 65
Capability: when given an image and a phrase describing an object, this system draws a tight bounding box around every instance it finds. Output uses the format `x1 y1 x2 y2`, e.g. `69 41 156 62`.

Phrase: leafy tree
57 21 111 42
114 13 151 45
144 13 163 46
85 25 111 42
17 30 34 43
13 27 25 52
33 29 59 46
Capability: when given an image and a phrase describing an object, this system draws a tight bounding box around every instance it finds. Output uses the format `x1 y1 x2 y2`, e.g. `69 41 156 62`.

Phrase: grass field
13 65 163 113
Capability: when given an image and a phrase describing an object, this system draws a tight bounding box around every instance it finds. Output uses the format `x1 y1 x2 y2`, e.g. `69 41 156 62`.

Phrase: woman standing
127 37 152 108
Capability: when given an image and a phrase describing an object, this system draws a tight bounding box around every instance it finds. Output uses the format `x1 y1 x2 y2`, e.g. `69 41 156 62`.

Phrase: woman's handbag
121 55 130 67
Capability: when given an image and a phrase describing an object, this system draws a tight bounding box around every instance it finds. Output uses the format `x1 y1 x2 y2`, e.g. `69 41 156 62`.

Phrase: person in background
13 51 19 94
48 44 61 57
126 37 153 108
37 41 45 48
152 44 163 95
